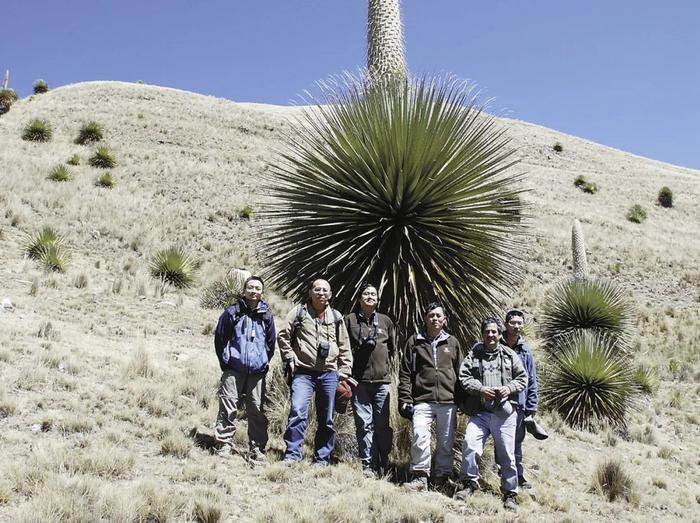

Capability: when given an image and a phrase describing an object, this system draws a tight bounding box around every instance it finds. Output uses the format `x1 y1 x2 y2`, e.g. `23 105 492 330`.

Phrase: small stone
31 424 42 433
2 298 14 310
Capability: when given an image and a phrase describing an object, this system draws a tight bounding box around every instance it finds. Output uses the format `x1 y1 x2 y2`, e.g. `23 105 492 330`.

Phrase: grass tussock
192 492 223 523
626 204 647 224
159 430 192 458
123 345 155 379
88 146 116 168
592 459 636 503
150 246 198 288
67 153 81 165
95 172 114 188
0 386 17 418
22 118 53 142
75 121 104 145
48 164 73 182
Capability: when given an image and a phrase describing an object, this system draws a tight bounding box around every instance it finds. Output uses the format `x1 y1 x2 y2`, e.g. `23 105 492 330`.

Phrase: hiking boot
249 447 266 465
214 443 233 458
454 480 478 500
403 476 428 492
503 493 518 511
518 475 532 489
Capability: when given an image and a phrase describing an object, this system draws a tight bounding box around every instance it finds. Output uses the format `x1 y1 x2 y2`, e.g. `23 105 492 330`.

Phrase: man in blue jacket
500 309 539 489
214 276 276 462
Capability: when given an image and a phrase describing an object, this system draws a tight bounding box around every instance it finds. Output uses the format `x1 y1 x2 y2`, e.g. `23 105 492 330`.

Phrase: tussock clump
541 331 636 430
48 164 73 182
136 482 186 523
0 386 17 418
124 345 155 379
67 154 81 166
95 172 114 188
22 118 53 142
0 88 18 114
88 146 116 168
657 186 673 208
24 226 71 272
75 121 104 145
159 430 192 458
626 204 647 224
592 459 636 502
73 272 89 289
193 496 223 523
33 79 49 94
150 246 198 288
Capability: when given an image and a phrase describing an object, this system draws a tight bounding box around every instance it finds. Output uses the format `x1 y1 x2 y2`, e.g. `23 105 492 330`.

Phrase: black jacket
398 331 462 406
344 311 395 383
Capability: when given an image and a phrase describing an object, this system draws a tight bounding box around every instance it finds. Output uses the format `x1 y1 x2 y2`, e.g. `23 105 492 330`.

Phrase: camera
360 335 377 350
318 340 331 358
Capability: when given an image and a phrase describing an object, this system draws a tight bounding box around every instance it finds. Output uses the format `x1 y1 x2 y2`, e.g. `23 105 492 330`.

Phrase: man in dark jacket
501 309 539 489
345 283 395 477
456 318 527 511
213 276 276 461
398 303 462 491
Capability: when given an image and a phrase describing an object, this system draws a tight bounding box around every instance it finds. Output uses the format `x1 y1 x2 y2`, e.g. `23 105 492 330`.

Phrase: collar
501 335 527 352
417 330 449 343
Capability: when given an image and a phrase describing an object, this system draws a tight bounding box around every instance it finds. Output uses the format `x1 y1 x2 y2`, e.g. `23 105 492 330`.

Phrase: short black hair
360 282 378 293
505 309 524 323
481 317 501 333
242 275 264 291
425 302 447 317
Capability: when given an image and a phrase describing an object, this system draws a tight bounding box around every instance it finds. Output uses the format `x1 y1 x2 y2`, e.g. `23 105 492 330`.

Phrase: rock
2 298 14 311
31 424 42 433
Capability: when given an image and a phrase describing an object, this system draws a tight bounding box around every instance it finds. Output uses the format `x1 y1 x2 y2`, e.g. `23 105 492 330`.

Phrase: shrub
75 121 104 145
657 186 673 208
22 118 53 142
626 204 646 223
261 75 525 341
592 459 635 502
88 146 116 168
24 226 71 272
67 154 81 166
33 79 49 94
583 182 598 194
150 246 198 288
553 142 564 152
0 88 18 115
95 172 114 188
238 205 254 219
632 364 657 394
541 331 636 430
540 278 634 351
574 175 586 188
200 272 245 309
47 164 72 182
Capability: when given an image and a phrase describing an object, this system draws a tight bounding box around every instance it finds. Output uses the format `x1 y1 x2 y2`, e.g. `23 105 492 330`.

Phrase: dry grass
0 81 698 522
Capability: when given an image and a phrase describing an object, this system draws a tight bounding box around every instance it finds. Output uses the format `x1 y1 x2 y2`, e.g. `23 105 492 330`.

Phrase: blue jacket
502 335 538 414
214 299 276 374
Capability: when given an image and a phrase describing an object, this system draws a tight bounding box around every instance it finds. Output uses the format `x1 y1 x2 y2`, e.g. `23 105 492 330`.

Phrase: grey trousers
214 370 268 451
461 410 518 495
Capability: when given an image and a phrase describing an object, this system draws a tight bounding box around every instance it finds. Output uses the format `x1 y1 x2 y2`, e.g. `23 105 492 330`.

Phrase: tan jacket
278 303 352 375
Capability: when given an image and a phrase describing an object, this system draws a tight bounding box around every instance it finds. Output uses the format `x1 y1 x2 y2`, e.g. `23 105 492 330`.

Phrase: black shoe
503 493 518 511
454 480 478 500
518 475 532 489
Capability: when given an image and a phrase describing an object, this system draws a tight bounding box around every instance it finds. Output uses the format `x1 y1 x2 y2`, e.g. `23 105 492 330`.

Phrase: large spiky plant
367 0 408 83
261 76 525 341
541 331 636 430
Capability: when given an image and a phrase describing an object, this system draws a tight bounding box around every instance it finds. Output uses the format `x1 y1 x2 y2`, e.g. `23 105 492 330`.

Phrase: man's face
425 307 446 332
360 286 378 311
309 279 332 309
482 323 500 350
243 279 263 303
505 314 524 338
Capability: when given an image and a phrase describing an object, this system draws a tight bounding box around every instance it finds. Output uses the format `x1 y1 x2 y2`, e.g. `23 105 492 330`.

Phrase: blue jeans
352 382 392 470
283 370 339 464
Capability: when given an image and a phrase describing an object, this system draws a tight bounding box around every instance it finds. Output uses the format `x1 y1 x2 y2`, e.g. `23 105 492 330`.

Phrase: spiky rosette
261 75 526 341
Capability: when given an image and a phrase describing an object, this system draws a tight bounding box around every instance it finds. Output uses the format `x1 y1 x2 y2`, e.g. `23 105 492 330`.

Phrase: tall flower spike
572 219 589 280
367 0 408 84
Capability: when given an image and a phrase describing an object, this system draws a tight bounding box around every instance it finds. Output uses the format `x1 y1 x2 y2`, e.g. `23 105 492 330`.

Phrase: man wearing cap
500 309 542 489
345 283 396 477
456 318 528 511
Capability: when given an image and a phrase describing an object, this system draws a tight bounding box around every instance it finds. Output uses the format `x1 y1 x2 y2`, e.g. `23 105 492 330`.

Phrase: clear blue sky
4 0 699 169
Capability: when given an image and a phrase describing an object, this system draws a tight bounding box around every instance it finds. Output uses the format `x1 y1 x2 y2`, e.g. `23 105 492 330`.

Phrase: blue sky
4 0 699 169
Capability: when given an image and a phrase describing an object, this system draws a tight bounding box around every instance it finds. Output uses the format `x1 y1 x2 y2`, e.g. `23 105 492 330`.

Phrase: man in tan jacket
279 278 352 465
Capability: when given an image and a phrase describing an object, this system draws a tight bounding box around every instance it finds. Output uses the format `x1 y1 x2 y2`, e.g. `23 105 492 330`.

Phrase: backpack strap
291 303 305 339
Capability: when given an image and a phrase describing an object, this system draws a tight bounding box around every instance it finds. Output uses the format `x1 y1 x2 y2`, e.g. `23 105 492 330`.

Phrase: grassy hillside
0 81 698 522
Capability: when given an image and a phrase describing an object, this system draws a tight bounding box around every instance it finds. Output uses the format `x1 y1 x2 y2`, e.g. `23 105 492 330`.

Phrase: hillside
0 81 699 522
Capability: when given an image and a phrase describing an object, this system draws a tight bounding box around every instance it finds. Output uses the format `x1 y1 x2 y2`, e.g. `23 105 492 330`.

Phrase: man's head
504 309 524 339
481 317 501 351
308 278 332 312
242 276 264 304
424 302 447 336
358 283 378 313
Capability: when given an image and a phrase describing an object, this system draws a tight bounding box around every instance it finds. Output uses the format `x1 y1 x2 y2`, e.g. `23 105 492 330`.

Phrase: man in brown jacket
279 278 352 465
398 302 462 491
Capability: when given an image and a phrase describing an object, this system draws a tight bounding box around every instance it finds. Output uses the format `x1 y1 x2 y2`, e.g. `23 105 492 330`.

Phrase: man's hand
496 386 511 400
480 387 497 400
399 403 414 420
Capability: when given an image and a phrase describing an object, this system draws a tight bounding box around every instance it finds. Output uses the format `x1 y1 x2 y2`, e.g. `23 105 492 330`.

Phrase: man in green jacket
398 303 462 491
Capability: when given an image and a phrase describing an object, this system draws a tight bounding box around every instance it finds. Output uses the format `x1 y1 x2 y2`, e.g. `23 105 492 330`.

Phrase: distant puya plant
22 119 53 142
150 246 198 289
24 226 71 272
75 121 104 145
33 79 49 94
47 164 72 182
626 204 647 224
88 146 116 168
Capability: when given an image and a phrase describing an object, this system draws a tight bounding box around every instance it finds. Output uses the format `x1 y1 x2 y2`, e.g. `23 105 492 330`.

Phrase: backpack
291 303 343 340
